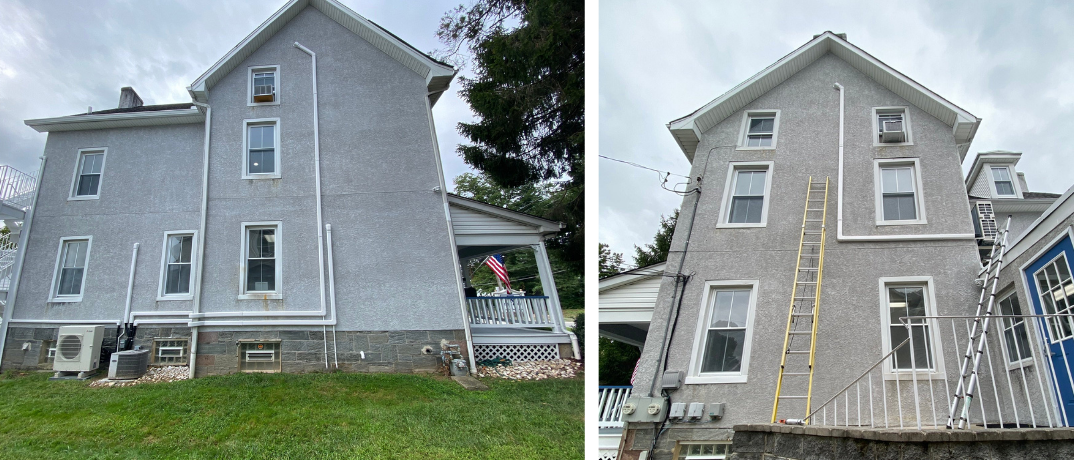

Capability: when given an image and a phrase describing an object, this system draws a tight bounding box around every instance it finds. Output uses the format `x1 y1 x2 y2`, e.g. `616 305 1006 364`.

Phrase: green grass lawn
0 371 583 460
562 309 584 322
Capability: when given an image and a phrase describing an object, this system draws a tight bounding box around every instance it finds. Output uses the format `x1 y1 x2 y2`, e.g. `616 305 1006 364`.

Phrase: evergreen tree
633 210 678 267
599 243 625 278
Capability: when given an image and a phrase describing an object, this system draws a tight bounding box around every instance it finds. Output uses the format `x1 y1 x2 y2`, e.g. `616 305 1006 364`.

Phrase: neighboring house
600 32 1072 460
0 0 576 378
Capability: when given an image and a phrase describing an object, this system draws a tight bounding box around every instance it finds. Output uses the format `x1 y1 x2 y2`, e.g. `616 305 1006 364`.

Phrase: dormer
966 151 1024 200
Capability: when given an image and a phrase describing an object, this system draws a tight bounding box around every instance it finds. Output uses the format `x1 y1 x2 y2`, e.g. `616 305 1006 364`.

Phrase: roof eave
446 194 563 234
598 262 668 291
24 109 204 133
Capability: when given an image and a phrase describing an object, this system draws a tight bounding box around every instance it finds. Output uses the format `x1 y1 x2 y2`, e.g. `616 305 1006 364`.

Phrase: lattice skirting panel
474 344 560 362
598 448 618 460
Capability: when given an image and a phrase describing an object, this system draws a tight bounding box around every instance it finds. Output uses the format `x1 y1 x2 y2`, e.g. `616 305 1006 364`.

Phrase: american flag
630 358 641 386
484 254 511 293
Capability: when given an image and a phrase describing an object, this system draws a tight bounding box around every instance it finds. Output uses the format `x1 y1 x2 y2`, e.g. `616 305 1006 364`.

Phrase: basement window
248 66 279 105
39 340 56 364
238 340 281 373
674 442 732 459
152 338 189 365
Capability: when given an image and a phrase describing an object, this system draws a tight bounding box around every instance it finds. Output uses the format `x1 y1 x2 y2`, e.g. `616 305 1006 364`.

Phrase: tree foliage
599 243 624 279
633 210 678 268
599 337 640 386
437 0 584 271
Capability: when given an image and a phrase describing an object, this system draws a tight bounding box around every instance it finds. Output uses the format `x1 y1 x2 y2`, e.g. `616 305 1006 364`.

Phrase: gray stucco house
0 0 576 378
599 32 1074 460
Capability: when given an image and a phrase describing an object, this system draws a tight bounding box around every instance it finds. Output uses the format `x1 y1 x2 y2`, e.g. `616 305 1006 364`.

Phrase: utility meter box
687 402 705 420
622 396 667 423
669 402 686 420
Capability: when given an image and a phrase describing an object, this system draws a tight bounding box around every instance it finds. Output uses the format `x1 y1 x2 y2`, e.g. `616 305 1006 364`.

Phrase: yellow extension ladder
771 177 830 423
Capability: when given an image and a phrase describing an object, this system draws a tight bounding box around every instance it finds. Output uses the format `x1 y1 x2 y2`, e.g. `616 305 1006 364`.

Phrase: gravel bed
89 366 190 388
475 359 582 380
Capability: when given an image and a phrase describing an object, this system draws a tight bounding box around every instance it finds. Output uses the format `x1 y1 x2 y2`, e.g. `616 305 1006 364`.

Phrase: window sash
744 116 774 147
164 235 193 295
728 170 766 223
253 72 275 96
1034 254 1074 341
877 113 904 134
887 286 934 370
992 167 1016 196
76 153 104 196
700 290 750 374
998 294 1032 362
880 167 917 221
246 228 277 292
56 240 88 296
247 124 276 174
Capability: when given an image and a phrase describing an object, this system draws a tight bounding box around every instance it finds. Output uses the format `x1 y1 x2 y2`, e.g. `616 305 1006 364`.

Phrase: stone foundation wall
2 326 467 377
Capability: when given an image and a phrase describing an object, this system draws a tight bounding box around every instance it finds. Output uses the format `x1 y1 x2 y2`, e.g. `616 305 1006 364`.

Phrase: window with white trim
71 149 106 199
39 340 56 364
886 285 933 370
51 237 91 301
1033 253 1074 342
243 119 279 178
240 222 281 298
874 159 926 225
997 292 1032 364
152 338 189 365
687 281 757 384
159 232 195 298
239 340 281 373
719 162 773 227
873 107 912 145
675 442 732 459
738 110 780 149
991 167 1017 197
248 66 279 105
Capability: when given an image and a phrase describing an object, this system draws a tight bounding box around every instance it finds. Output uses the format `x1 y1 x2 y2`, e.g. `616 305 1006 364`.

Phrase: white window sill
684 374 748 384
68 195 99 201
882 371 945 381
242 174 281 180
1005 358 1034 371
715 222 767 229
156 294 194 301
873 141 914 147
735 146 776 152
237 293 282 300
247 100 280 107
876 219 928 226
48 297 83 304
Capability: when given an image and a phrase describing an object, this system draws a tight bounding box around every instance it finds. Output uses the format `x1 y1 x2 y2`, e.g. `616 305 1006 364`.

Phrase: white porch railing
0 165 36 211
598 386 632 429
802 314 1071 430
466 296 559 328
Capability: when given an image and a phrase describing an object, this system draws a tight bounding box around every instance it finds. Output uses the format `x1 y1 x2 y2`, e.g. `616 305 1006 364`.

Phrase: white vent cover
976 201 997 241
53 325 104 372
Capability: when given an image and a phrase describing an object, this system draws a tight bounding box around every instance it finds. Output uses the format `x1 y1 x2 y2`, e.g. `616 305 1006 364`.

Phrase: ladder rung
797 281 818 285
788 331 812 335
805 219 824 222
799 267 818 271
779 395 808 399
792 313 814 317
782 372 810 376
786 351 811 355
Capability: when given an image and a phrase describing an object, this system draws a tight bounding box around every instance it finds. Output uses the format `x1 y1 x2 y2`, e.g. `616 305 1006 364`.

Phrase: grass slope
0 371 582 459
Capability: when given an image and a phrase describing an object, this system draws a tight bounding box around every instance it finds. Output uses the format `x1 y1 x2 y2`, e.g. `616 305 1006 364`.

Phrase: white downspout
188 100 211 379
833 83 975 242
0 155 46 367
327 224 338 368
117 243 139 348
293 42 330 369
424 91 478 374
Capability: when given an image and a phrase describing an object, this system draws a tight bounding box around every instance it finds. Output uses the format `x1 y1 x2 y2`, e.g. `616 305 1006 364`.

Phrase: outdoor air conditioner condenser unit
880 120 905 143
108 349 151 380
53 325 104 373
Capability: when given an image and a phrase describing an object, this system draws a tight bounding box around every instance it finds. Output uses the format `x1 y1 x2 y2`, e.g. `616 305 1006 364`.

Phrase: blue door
1024 235 1074 423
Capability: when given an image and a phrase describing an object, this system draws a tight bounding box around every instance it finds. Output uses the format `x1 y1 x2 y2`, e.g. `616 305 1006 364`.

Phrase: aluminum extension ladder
946 215 1013 429
772 177 830 422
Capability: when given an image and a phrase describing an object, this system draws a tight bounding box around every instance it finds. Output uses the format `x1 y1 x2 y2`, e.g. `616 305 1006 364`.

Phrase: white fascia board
1003 183 1074 262
598 262 667 292
24 109 204 133
447 195 563 232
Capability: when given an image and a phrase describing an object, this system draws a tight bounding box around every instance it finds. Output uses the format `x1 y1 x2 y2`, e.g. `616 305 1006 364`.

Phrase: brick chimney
118 87 144 109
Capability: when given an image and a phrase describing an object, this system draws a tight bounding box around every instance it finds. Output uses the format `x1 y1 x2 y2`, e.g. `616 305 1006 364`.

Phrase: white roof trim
1003 183 1074 263
667 32 980 162
24 109 204 133
599 262 667 292
446 195 564 234
965 151 1022 189
187 0 456 104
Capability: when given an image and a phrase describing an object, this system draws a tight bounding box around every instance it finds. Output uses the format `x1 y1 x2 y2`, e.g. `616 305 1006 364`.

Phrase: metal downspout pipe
188 100 211 379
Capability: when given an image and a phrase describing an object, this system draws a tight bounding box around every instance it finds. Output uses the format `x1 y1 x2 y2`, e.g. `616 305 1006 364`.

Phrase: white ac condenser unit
53 325 104 374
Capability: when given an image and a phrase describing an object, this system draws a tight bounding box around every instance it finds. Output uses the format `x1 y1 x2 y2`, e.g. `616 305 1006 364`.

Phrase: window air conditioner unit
253 85 275 103
880 120 905 143
53 325 104 375
108 349 151 380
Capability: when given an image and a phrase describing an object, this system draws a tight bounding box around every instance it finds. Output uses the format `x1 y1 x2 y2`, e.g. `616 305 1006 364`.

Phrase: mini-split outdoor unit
880 119 906 143
108 349 150 380
53 325 104 373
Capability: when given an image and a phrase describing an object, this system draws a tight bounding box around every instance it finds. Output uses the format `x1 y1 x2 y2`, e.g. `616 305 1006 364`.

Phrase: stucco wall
630 52 987 453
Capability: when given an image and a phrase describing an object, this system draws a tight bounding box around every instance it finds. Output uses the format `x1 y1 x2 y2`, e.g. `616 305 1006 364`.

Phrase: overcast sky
599 0 1074 263
0 0 476 187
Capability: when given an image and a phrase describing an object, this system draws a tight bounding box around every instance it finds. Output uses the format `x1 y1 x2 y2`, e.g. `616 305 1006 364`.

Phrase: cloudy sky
599 0 1074 263
0 0 476 186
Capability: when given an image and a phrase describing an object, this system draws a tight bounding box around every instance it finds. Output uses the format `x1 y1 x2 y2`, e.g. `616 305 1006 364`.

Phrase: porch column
532 241 566 333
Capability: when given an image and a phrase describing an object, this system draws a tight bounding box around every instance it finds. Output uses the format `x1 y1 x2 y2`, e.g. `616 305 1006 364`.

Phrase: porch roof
448 194 563 257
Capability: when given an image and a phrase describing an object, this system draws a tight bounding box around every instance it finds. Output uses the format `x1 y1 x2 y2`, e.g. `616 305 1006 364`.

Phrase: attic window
248 66 279 105
738 110 780 149
873 107 912 145
991 167 1017 197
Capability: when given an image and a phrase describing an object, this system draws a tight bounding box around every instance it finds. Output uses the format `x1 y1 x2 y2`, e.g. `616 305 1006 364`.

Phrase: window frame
988 165 1022 199
877 276 945 380
685 280 759 385
239 221 283 300
871 106 913 146
735 110 781 150
1030 251 1074 345
242 118 282 179
68 148 108 200
238 340 282 373
151 338 190 366
156 230 198 301
716 161 774 228
996 290 1034 369
672 441 732 460
48 236 93 303
874 158 927 226
247 65 281 106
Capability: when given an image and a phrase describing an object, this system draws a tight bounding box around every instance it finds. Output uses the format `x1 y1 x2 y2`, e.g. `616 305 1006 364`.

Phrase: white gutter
8 319 121 325
424 90 478 373
24 108 203 133
0 155 46 368
833 83 975 242
188 99 211 379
